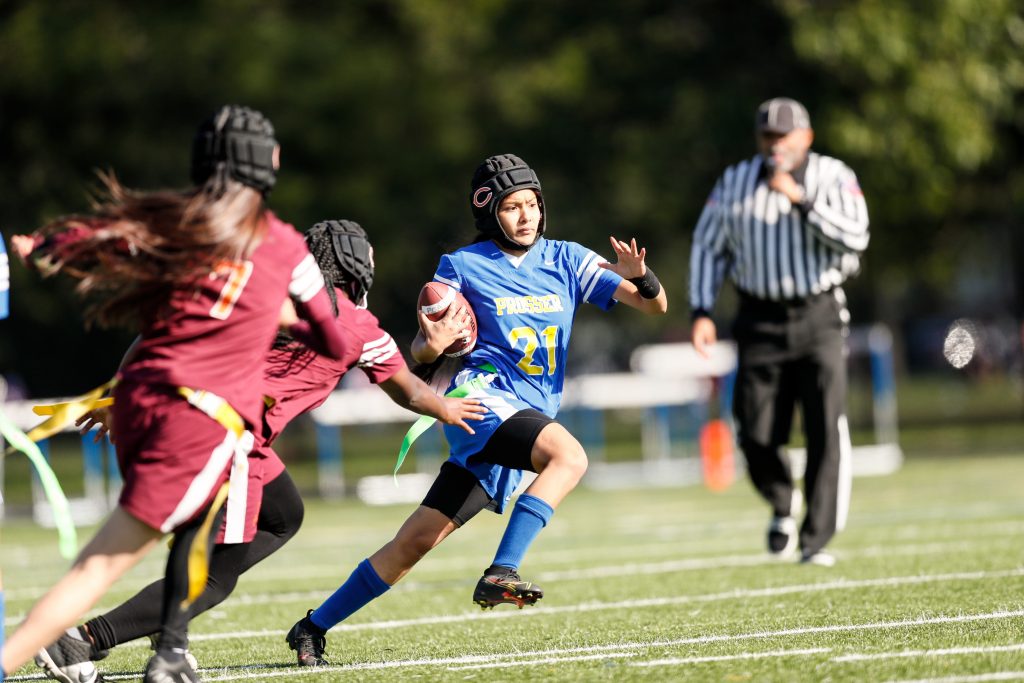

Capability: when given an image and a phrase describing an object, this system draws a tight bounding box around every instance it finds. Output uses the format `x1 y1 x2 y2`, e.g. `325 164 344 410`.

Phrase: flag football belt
174 387 250 605
24 377 117 445
393 362 497 485
177 387 246 438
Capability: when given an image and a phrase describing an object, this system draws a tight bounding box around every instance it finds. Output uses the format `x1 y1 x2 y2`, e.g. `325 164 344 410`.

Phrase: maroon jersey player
32 220 484 682
3 105 345 683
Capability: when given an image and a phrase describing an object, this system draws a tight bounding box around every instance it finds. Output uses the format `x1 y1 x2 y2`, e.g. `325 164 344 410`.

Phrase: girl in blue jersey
286 154 667 666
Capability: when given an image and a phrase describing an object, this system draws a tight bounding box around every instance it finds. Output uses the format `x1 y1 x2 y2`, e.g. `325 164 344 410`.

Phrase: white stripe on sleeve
289 254 326 303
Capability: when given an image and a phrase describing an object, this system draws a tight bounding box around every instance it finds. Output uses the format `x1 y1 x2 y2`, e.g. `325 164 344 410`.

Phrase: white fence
1 328 902 517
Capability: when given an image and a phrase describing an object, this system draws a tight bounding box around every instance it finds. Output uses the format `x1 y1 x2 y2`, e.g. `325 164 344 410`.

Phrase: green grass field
3 453 1024 682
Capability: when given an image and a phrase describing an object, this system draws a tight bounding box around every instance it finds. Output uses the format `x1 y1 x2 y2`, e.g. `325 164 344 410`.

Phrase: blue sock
310 558 390 631
491 494 554 570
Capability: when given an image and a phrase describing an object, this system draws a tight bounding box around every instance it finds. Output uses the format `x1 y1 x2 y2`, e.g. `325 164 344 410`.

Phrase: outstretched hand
438 396 488 434
598 236 647 279
11 234 37 261
76 407 114 444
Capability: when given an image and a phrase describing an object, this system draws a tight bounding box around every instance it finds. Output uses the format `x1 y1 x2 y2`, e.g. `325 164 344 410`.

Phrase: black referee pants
732 290 851 556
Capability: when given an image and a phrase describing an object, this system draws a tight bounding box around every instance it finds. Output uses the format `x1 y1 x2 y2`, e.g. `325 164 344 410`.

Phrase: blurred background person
688 97 870 566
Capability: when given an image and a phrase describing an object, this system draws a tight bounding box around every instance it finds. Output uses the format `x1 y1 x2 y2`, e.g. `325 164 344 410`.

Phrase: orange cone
700 419 736 491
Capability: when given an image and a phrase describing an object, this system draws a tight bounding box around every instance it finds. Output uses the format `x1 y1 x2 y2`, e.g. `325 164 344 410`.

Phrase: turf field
3 453 1023 682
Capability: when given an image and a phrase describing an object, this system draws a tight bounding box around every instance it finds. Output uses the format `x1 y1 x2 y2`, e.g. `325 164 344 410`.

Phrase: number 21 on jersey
509 325 559 375
210 260 254 320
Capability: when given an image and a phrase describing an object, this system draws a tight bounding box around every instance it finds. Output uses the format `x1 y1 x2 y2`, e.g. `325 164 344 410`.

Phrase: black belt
737 290 831 318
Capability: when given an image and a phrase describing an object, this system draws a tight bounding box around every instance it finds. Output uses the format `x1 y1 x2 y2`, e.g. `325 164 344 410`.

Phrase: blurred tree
779 0 1024 322
1 0 1021 395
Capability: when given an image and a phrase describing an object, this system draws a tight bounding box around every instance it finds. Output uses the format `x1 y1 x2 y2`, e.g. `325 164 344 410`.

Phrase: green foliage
1 1 1021 394
779 0 1024 300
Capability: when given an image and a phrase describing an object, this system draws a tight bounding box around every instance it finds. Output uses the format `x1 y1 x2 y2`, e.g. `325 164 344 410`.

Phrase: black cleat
286 609 329 666
143 653 199 683
767 515 798 558
35 631 105 683
473 566 543 610
147 634 199 672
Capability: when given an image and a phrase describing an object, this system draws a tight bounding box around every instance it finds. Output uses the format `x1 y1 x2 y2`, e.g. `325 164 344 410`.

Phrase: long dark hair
37 171 267 329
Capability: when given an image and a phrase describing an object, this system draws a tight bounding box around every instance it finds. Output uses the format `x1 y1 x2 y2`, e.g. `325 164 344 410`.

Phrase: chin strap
487 226 539 253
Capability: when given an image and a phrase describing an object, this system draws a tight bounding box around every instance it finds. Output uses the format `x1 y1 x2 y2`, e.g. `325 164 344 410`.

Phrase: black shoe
473 566 544 610
147 634 199 672
286 609 329 666
767 516 798 558
34 631 104 683
143 653 199 683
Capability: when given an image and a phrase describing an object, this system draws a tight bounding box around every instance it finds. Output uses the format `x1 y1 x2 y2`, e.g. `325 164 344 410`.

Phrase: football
417 281 478 357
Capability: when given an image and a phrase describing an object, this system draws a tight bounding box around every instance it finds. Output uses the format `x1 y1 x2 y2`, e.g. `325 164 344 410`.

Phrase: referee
689 97 869 566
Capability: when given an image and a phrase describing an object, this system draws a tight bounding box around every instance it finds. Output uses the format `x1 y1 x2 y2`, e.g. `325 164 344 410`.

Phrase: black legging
85 470 304 651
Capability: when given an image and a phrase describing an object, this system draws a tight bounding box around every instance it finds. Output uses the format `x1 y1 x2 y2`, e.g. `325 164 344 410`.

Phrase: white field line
21 531 1006 605
445 651 639 670
191 568 1024 639
888 674 1024 683
4 501 1023 572
607 499 1024 531
200 532 1024 585
3 512 1022 593
536 539 1018 581
241 513 1024 569
633 643 1024 671
627 647 832 668
836 642 1024 662
8 612 1022 682
490 647 830 670
238 518 1024 581
222 564 1024 617
223 517 1024 578
6 565 1023 633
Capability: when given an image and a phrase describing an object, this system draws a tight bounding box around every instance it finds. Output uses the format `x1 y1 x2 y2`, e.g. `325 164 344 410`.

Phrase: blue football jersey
434 237 623 418
432 237 623 510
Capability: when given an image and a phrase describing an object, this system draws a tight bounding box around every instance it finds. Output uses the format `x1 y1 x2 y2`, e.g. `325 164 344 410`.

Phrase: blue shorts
441 367 552 512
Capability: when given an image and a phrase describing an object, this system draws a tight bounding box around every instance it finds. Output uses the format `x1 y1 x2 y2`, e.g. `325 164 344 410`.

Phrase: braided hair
304 221 345 317
273 219 372 352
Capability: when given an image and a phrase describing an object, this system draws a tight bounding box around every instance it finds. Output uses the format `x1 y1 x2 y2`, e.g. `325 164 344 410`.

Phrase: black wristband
628 267 661 299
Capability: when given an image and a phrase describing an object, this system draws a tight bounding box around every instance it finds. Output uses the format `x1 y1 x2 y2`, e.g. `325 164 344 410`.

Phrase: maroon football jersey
260 294 406 442
120 212 340 426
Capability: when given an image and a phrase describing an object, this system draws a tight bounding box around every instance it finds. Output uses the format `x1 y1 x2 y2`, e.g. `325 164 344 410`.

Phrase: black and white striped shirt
689 151 869 314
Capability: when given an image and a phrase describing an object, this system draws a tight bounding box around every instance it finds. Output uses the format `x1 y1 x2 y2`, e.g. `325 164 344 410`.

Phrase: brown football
417 281 477 357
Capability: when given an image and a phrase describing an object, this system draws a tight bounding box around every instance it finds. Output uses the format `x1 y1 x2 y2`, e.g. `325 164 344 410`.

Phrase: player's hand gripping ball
417 282 478 357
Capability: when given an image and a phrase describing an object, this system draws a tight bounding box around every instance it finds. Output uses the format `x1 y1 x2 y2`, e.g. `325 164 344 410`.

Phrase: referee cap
756 98 811 134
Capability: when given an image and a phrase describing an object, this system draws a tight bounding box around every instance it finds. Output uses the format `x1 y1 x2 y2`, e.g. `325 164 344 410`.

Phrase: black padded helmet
470 153 545 251
190 105 278 196
306 219 374 309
